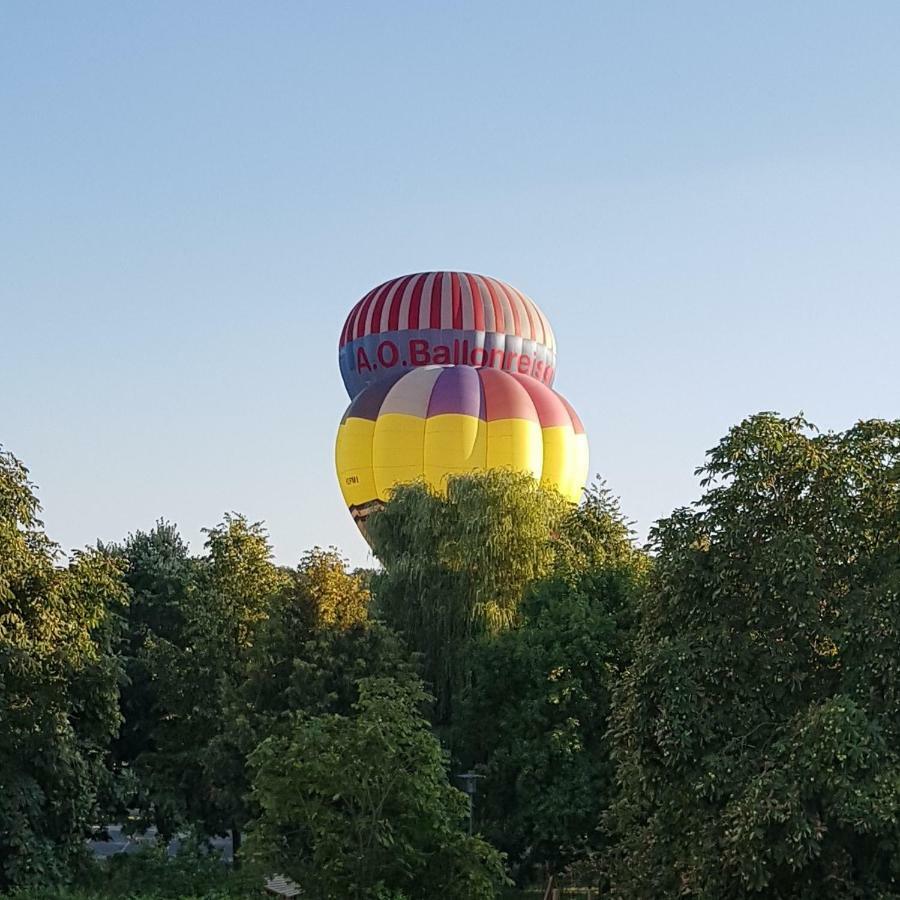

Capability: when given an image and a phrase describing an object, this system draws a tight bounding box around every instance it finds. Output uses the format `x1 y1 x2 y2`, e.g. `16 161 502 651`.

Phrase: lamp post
455 771 483 836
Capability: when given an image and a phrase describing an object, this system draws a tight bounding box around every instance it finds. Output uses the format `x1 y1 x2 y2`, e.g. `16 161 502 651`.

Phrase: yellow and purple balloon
335 365 588 536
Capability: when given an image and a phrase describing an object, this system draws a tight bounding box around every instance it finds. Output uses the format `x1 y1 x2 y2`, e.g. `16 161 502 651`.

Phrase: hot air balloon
338 272 557 399
335 365 588 536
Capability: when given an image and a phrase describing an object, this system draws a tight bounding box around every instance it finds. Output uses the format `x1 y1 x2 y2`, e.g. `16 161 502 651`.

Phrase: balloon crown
338 271 557 400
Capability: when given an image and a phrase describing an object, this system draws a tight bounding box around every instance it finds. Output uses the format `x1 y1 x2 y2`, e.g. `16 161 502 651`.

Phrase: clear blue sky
3 2 899 566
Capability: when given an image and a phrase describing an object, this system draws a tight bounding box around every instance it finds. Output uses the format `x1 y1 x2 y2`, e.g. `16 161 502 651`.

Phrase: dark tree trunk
231 824 241 869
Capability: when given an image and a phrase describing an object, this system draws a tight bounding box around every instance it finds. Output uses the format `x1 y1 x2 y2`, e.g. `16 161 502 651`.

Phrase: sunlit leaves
0 446 128 890
459 486 647 881
369 471 571 725
246 677 508 900
609 414 900 899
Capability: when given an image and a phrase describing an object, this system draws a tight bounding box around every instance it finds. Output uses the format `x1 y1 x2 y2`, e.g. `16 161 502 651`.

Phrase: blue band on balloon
339 329 556 399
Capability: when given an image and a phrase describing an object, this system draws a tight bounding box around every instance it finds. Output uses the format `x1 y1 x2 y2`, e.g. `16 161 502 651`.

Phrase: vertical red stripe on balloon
367 281 390 336
475 275 495 330
465 272 485 331
499 282 521 336
535 303 554 351
353 297 369 339
353 284 381 340
405 272 426 330
342 271 556 353
341 300 357 346
360 284 389 339
385 274 414 333
529 295 543 343
371 277 400 335
407 273 427 330
458 272 473 329
343 294 369 345
482 277 505 332
513 287 538 342
450 272 463 330
429 271 444 330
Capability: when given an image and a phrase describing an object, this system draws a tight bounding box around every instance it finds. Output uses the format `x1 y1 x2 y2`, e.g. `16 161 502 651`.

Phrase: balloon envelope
335 365 588 537
338 272 558 399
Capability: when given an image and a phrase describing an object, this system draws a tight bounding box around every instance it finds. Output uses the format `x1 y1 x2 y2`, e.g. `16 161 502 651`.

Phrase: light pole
455 771 483 835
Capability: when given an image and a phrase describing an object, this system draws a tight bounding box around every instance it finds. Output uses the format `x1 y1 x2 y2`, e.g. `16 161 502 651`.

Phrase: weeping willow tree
368 470 570 726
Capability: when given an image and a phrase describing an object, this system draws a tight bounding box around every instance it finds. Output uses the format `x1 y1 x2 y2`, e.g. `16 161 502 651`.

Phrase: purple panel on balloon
426 366 486 420
342 371 404 422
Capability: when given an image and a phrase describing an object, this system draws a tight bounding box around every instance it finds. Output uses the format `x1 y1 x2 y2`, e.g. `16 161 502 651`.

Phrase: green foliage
228 613 419 752
369 471 570 725
9 413 900 899
608 414 900 899
215 549 415 846
110 522 198 827
7 891 105 900
553 482 651 585
0 447 128 890
292 547 370 629
77 840 255 899
246 676 509 900
8 893 239 900
461 485 647 880
7 841 256 898
126 515 289 843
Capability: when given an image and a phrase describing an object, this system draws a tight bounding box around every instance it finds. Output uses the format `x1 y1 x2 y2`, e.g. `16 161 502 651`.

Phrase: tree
369 471 569 726
246 677 509 900
131 514 289 849
213 549 415 847
0 447 128 889
290 547 371 630
460 485 647 882
608 414 900 899
110 521 197 817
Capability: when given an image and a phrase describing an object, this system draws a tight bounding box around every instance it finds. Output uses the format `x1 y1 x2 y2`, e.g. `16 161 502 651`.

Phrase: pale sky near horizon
3 2 899 567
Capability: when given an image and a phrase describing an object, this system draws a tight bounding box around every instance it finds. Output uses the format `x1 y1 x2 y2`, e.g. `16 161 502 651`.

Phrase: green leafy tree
369 471 569 726
230 569 412 741
460 485 647 882
246 676 509 900
290 547 371 629
73 836 259 899
0 447 128 889
133 514 288 851
608 414 900 899
552 482 651 585
109 521 198 823
212 549 415 848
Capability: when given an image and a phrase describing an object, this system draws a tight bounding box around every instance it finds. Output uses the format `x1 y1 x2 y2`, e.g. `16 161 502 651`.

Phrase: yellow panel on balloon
539 425 577 500
570 433 590 503
334 417 377 507
423 413 487 491
333 365 591 546
485 418 543 479
372 412 426 499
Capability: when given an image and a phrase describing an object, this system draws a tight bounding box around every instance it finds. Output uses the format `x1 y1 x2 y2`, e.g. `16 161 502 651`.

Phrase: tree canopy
460 485 648 881
247 676 508 900
369 470 571 725
609 414 900 899
2 413 899 899
0 448 127 889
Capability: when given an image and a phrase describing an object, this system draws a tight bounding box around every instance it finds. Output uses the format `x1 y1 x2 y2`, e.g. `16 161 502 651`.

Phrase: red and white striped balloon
338 271 557 399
